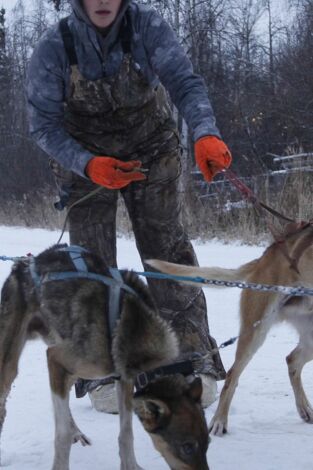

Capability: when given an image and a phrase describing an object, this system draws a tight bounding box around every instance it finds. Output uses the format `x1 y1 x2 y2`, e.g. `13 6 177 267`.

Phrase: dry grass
0 171 311 246
184 170 313 244
0 189 65 230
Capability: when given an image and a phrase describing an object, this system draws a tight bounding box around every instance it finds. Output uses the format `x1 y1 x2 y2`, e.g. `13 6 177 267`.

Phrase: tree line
0 0 312 231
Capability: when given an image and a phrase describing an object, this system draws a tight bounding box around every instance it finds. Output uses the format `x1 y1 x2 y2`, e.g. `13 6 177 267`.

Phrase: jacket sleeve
26 31 93 177
142 9 221 142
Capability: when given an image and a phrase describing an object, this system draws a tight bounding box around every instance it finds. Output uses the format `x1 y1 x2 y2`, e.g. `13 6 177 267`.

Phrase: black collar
135 353 205 391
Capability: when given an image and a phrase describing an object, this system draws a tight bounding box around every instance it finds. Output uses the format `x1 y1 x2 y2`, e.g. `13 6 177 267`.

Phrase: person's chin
96 19 113 29
94 12 114 27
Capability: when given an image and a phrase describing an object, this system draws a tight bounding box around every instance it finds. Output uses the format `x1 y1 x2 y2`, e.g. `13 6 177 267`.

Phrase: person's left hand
195 136 232 182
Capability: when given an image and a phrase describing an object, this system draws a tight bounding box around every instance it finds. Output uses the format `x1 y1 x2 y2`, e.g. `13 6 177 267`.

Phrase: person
26 0 232 413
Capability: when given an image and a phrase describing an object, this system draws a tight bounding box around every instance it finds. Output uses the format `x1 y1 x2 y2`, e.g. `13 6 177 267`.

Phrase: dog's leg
210 320 271 436
116 380 144 470
286 340 313 423
47 348 91 470
0 336 27 465
0 288 29 464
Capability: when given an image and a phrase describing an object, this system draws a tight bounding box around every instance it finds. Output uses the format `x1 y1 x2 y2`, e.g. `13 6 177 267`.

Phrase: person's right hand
86 156 146 189
195 136 232 182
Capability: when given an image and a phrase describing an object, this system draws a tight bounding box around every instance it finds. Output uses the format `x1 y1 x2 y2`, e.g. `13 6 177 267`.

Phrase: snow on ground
0 226 312 469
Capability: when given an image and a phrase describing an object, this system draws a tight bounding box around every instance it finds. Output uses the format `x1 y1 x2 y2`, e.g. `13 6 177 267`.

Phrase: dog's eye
181 442 196 456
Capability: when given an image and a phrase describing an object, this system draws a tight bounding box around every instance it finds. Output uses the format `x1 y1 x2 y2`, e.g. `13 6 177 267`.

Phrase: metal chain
201 277 313 296
215 320 262 352
135 270 313 297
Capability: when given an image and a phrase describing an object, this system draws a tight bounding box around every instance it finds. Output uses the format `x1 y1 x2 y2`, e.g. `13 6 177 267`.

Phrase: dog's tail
145 259 254 288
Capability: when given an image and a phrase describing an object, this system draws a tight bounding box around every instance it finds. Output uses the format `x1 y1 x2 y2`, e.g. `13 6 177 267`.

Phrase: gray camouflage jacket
26 0 221 177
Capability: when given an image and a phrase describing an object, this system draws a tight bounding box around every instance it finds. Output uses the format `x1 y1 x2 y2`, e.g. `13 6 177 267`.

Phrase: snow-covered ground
0 226 312 470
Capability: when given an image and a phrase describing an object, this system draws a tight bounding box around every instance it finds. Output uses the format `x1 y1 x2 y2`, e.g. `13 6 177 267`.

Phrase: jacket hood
70 0 132 57
70 0 91 24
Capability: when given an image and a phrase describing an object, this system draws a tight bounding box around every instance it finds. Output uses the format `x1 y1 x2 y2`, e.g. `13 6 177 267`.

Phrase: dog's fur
147 223 313 436
0 244 209 469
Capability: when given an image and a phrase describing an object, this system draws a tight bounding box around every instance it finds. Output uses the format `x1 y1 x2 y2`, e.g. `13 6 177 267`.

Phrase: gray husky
0 244 209 470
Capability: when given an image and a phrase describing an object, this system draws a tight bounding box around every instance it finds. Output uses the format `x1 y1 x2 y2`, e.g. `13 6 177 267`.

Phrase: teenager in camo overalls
26 0 232 413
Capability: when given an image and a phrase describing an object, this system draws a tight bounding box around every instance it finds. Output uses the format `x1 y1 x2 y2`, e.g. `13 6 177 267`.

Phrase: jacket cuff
193 124 222 143
72 152 94 178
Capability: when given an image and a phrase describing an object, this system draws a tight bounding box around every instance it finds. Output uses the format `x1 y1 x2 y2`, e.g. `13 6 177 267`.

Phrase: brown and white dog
147 223 313 436
0 244 209 469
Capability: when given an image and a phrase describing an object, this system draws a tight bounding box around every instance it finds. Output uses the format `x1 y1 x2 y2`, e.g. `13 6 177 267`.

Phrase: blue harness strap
108 268 130 335
57 245 89 271
29 245 137 336
29 256 41 289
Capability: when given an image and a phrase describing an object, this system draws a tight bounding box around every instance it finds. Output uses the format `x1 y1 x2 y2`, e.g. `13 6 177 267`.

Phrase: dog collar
134 353 205 391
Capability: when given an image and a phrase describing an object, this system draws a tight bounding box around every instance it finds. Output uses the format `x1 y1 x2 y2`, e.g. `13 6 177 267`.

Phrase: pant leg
121 147 225 380
50 159 118 267
68 179 118 267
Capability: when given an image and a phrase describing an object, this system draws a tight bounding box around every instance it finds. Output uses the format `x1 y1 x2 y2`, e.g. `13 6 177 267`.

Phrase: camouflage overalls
51 20 225 379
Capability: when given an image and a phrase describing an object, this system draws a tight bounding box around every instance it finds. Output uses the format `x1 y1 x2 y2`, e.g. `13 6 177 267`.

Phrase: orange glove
86 157 146 189
195 136 232 182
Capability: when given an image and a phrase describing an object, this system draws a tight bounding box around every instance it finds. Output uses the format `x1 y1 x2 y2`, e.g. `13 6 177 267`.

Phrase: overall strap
59 17 78 66
60 13 131 62
120 10 132 54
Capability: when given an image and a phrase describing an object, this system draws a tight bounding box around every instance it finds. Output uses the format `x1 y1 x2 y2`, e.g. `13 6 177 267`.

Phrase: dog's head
133 375 210 470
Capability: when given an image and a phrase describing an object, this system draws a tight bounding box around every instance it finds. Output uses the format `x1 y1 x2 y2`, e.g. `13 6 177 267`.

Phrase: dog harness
75 352 205 398
29 245 137 336
27 245 205 397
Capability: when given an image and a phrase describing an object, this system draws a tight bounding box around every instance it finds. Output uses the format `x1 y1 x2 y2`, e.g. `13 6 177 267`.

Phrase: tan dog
147 223 313 436
0 244 209 470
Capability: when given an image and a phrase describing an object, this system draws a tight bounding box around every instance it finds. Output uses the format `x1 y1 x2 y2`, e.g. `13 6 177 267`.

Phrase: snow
0 226 312 469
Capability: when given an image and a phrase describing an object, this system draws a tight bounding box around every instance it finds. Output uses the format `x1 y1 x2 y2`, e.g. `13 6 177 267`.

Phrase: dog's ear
186 376 203 403
133 396 171 432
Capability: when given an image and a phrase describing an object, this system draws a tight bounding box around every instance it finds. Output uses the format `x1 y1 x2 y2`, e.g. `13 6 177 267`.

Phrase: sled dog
0 244 209 469
147 223 313 436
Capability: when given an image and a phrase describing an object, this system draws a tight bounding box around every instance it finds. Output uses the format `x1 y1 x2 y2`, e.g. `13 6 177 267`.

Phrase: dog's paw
298 404 313 423
209 417 228 436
